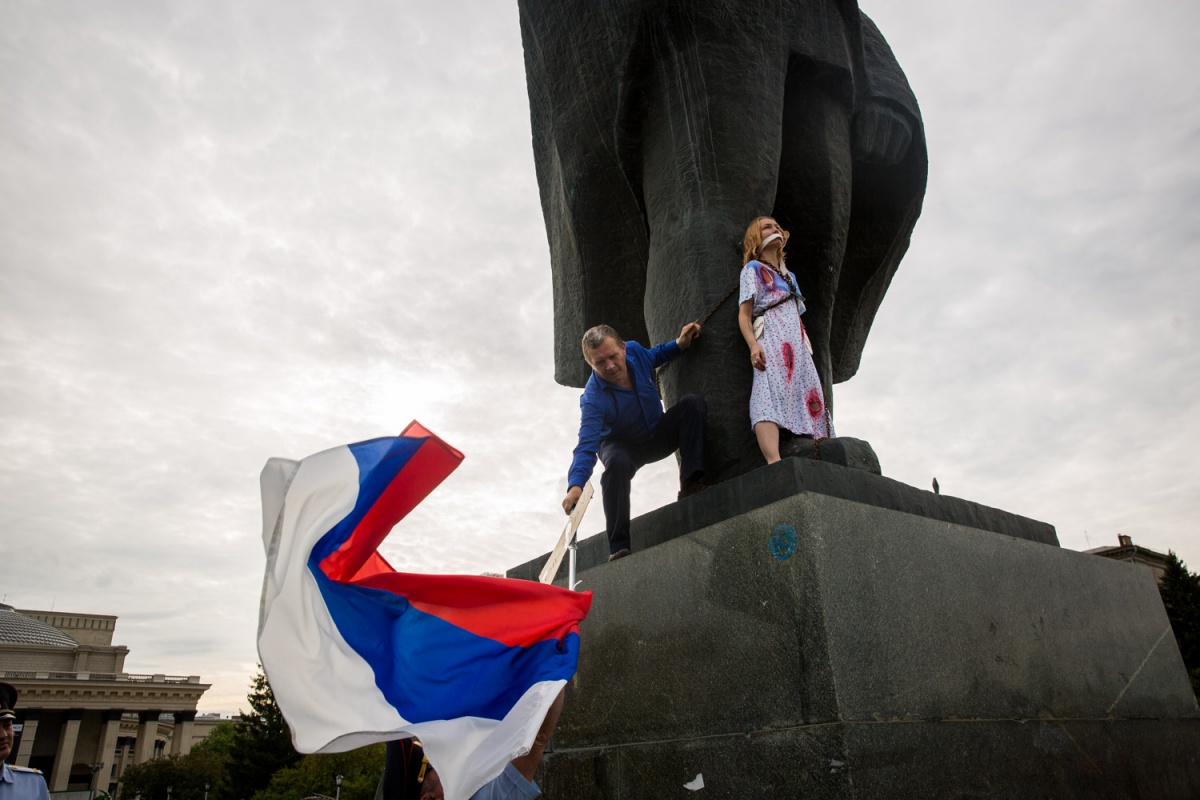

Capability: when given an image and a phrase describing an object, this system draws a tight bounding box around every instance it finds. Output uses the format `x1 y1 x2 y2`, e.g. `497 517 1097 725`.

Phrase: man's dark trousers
597 393 706 555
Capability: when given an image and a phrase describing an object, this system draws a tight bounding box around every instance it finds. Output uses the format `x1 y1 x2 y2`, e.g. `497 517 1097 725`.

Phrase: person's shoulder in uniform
2 764 51 800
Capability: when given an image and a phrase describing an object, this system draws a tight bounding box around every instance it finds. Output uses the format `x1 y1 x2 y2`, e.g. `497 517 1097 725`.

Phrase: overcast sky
2 0 1198 714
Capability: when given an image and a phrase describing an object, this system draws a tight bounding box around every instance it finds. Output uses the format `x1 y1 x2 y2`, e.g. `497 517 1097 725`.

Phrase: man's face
419 766 444 800
585 337 628 385
0 719 14 762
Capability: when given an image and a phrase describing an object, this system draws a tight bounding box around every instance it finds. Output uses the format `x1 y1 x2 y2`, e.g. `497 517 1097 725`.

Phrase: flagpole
540 481 593 587
568 531 578 591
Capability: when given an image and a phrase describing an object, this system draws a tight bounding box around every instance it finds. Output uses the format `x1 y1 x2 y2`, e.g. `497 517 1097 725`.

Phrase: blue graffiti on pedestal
769 524 797 560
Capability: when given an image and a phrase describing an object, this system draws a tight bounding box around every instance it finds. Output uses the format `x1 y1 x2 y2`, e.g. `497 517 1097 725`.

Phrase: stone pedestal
510 462 1200 798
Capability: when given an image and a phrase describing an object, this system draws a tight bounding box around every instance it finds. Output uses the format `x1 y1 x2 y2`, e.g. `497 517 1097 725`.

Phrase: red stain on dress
781 342 795 381
806 388 823 418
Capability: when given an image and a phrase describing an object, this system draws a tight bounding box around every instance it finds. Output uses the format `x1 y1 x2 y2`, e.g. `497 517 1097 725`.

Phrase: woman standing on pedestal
737 216 834 464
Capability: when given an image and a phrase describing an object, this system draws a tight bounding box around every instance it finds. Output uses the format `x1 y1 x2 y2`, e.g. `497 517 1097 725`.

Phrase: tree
182 721 236 800
1159 551 1200 700
219 668 301 800
118 751 225 800
250 745 385 800
191 721 236 760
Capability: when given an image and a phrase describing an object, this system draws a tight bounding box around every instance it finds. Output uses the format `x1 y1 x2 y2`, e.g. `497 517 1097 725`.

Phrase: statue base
779 435 881 475
509 466 1200 798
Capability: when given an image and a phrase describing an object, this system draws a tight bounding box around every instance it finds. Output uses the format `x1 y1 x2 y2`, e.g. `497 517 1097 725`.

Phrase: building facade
1087 534 1172 584
0 604 211 796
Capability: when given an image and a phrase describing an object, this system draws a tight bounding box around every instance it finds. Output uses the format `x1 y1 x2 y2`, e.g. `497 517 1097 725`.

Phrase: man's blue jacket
567 339 681 489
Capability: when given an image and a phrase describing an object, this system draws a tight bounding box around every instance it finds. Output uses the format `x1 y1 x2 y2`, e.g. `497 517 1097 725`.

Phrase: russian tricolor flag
258 422 591 800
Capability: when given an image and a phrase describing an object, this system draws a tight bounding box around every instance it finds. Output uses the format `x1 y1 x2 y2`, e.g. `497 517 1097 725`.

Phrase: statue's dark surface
519 0 928 482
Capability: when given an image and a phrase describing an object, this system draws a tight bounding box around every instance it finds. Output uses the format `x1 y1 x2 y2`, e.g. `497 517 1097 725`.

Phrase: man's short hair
581 325 623 356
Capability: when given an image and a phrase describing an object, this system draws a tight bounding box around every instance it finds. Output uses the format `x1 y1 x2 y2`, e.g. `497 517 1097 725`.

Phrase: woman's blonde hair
742 216 789 266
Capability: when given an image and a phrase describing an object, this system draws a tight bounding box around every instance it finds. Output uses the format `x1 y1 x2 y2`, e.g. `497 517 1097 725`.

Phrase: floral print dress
738 260 834 439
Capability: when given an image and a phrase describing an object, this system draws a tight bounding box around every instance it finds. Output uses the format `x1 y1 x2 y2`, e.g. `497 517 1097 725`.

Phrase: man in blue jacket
562 322 707 561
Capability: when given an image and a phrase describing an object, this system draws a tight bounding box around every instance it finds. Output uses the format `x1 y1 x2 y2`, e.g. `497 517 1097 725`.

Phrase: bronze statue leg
772 60 855 419
640 49 855 481
638 42 788 481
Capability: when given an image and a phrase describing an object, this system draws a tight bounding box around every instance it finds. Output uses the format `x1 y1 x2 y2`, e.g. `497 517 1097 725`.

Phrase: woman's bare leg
754 421 782 464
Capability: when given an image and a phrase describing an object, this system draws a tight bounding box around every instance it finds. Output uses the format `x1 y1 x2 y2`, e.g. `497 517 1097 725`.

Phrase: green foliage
249 745 385 800
191 722 237 760
185 721 235 800
121 670 386 800
218 668 302 800
1159 551 1200 700
118 750 225 800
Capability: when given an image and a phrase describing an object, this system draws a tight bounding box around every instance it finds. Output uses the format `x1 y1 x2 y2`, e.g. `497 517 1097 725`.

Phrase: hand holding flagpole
541 481 593 588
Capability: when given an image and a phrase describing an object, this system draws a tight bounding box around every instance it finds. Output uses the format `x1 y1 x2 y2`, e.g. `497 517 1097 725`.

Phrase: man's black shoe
607 548 631 562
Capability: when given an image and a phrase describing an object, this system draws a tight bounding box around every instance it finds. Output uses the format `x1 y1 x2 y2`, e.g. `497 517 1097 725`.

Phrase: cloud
2 0 1197 713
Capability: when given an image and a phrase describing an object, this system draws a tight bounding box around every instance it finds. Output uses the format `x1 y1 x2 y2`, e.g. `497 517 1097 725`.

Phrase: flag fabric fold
258 422 591 800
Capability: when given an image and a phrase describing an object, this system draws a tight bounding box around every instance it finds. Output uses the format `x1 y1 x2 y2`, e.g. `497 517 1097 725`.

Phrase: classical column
169 711 196 756
50 709 84 792
113 737 133 782
93 710 123 791
134 711 160 765
13 710 39 768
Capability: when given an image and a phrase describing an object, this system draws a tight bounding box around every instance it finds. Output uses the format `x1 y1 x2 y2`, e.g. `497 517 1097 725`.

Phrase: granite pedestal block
513 482 1200 798
779 435 882 475
509 457 1058 584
